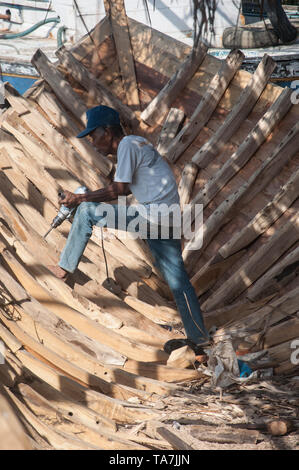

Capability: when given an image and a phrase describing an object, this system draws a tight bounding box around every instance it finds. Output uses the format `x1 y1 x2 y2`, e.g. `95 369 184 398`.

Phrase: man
48 105 209 351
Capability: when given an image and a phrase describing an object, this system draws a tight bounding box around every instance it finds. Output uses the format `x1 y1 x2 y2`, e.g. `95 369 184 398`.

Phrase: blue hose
0 17 60 39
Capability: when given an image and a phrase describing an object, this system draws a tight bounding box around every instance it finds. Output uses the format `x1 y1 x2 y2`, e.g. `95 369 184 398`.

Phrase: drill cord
100 226 109 280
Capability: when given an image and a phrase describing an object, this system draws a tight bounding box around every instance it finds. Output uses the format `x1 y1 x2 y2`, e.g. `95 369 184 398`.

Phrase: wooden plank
0 388 32 450
29 85 112 180
21 379 118 433
0 190 175 346
0 130 163 307
164 49 245 163
4 386 101 450
0 128 61 208
70 16 112 62
1 111 82 193
140 41 208 126
108 0 140 110
183 121 299 267
247 318 299 349
157 108 185 156
0 264 129 370
31 49 87 125
218 287 299 337
0 310 144 402
16 383 147 450
267 338 297 365
219 166 299 259
150 421 197 450
178 162 199 208
188 87 293 217
201 212 299 311
55 46 140 133
1 248 168 363
191 54 277 167
123 360 202 383
14 349 159 424
4 82 112 181
191 250 246 296
247 245 299 301
4 89 109 187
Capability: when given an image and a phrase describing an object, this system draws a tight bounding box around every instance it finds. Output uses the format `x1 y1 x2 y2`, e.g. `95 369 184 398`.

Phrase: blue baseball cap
77 105 120 138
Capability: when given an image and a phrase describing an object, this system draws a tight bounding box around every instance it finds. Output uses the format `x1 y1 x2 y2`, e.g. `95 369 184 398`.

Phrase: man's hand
58 183 131 207
58 190 82 208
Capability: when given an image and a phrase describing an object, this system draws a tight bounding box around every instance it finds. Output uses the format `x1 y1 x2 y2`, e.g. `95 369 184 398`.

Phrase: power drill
43 186 88 239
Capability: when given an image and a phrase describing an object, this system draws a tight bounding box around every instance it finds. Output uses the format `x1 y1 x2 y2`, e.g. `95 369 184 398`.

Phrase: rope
73 0 95 46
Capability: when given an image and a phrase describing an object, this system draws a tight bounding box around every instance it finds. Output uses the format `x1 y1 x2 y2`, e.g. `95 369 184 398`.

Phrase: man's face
89 127 113 155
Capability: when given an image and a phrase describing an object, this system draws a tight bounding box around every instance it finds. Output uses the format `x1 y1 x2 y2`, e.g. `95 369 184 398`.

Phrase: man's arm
59 182 131 207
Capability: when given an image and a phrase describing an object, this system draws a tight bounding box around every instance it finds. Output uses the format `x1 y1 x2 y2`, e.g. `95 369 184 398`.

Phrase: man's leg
58 202 115 274
55 201 136 275
146 238 209 345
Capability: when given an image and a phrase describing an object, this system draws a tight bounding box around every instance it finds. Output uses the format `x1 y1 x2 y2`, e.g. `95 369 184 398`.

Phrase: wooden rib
0 184 176 343
183 121 299 267
178 162 199 208
0 140 155 287
223 289 299 341
15 383 148 450
123 360 201 383
219 166 299 259
2 112 83 193
187 86 293 224
0 128 62 207
3 100 107 191
0 310 146 402
55 46 140 133
1 247 167 363
165 49 245 163
108 0 140 110
202 212 299 311
69 15 112 62
127 15 295 115
202 296 276 331
247 317 299 350
247 244 299 301
4 82 111 183
1 108 171 306
157 108 185 156
0 143 171 315
191 165 299 294
15 348 160 424
31 48 86 124
30 85 111 180
0 388 33 450
191 250 246 297
267 338 298 367
4 386 102 450
29 49 114 177
191 54 277 168
1 119 169 307
140 41 208 126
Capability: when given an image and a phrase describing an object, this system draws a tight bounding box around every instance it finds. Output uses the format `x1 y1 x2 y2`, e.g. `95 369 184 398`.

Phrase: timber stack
0 1 298 451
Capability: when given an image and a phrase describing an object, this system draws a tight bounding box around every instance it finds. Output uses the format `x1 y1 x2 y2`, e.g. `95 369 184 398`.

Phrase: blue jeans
59 202 209 344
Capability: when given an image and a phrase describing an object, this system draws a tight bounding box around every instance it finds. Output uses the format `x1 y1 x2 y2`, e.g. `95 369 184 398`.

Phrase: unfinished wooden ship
0 5 298 450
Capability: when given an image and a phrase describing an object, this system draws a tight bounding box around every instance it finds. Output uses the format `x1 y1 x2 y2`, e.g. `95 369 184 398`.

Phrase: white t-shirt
114 135 180 205
114 136 181 228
